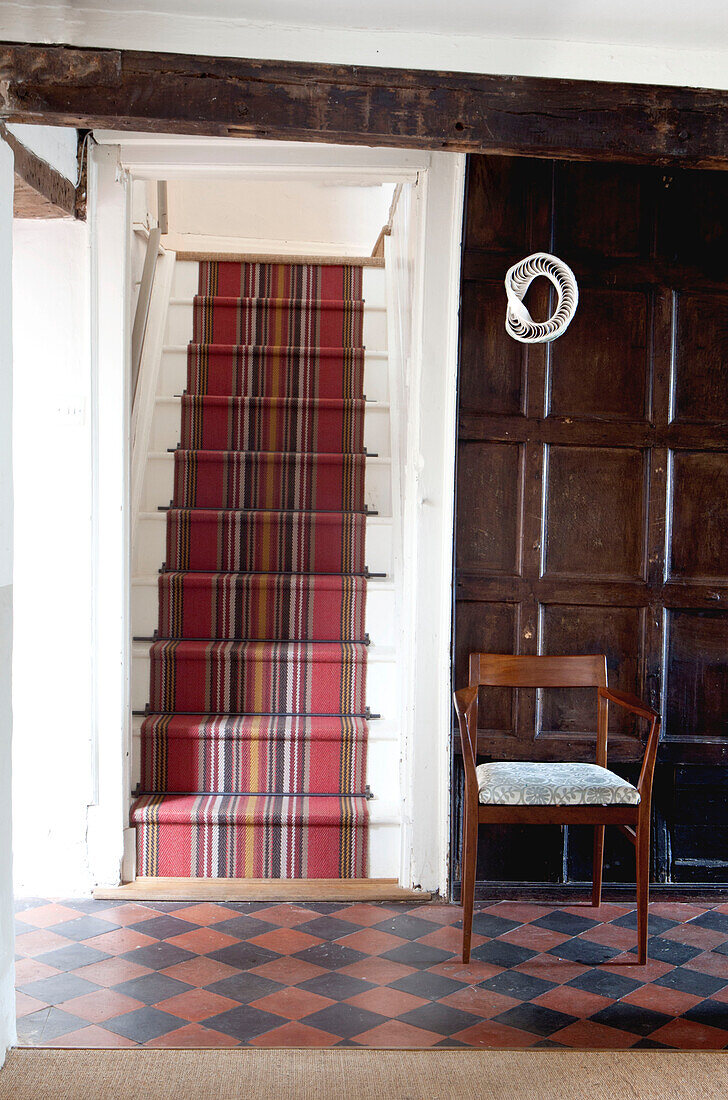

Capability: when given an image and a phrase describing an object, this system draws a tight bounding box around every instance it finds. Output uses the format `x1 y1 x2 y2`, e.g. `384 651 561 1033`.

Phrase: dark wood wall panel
453 154 728 889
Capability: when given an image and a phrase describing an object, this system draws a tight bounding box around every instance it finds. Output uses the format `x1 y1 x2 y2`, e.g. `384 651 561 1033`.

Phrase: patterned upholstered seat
476 761 640 807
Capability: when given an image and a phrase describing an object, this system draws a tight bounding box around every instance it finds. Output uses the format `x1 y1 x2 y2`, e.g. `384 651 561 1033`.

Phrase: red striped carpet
131 261 369 879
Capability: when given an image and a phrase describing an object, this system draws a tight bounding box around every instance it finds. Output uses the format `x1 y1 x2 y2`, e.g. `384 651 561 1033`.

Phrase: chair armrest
598 686 659 722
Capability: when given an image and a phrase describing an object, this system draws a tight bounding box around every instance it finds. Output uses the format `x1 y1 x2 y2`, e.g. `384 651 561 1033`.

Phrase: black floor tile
492 1002 578 1038
18 972 100 1006
204 973 283 1005
612 912 678 936
371 914 440 941
204 1004 288 1042
470 913 521 938
16 1007 87 1043
212 915 278 939
47 916 120 942
112 972 194 1006
292 943 366 971
478 970 556 1002
389 971 467 1000
57 898 125 913
295 916 361 941
629 938 702 966
14 921 34 937
104 1007 186 1043
397 1002 481 1037
653 967 726 998
531 911 599 935
33 943 110 972
127 915 201 940
588 1002 672 1036
470 940 537 968
298 972 374 1001
379 942 453 970
548 938 621 966
691 912 728 934
13 898 49 913
301 1003 387 1040
567 969 641 999
434 1037 471 1048
683 999 728 1029
120 943 196 971
206 942 281 971
631 1037 672 1049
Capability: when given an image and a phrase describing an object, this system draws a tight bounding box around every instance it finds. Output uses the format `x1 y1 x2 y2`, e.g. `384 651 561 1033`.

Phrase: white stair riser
132 578 396 647
142 453 393 516
131 646 397 715
158 347 390 403
368 822 401 878
172 262 386 308
165 300 387 349
149 397 391 457
133 513 394 577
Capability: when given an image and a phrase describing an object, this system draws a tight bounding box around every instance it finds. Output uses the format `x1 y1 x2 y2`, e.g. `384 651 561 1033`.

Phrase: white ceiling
65 0 728 52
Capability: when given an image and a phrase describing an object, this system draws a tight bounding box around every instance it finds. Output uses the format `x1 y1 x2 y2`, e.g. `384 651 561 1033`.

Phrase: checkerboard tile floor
14 898 728 1048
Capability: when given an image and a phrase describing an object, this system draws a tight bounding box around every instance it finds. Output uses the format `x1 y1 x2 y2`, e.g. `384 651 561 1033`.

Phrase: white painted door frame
87 135 464 896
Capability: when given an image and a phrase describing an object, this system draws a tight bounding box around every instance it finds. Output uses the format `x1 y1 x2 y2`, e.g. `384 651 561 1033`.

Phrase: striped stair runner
131 261 370 879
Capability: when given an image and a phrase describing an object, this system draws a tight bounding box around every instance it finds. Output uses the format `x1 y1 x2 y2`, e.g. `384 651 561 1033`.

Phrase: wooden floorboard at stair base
93 877 429 901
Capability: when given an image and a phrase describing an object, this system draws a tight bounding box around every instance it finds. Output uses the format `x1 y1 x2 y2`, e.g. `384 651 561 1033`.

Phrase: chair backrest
469 653 607 689
455 654 610 789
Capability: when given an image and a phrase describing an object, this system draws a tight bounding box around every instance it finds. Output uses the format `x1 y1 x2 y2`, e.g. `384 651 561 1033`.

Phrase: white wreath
504 252 578 344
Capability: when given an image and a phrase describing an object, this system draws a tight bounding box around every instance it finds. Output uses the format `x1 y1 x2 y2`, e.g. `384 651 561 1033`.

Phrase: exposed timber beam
0 120 76 217
1 42 728 168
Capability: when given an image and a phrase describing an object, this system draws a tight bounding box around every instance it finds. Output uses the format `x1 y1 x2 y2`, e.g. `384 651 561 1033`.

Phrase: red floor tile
248 957 328 986
159 956 240 987
15 929 72 957
659 925 728 951
18 904 81 928
249 987 335 1021
47 1026 139 1049
145 1023 241 1049
248 1022 341 1048
254 904 322 928
438 986 521 1020
651 902 716 921
330 904 401 927
15 991 47 1018
247 927 323 955
497 926 571 952
513 956 590 984
577 924 638 950
337 958 417 985
58 990 145 1023
14 958 61 985
82 928 158 955
559 903 632 921
407 904 462 926
169 904 242 926
482 902 553 923
452 1019 542 1048
550 1020 638 1049
73 957 153 988
165 927 241 954
532 986 613 1018
622 984 702 1015
345 986 430 1018
429 960 502 984
353 1020 442 1048
680 952 728 979
649 1018 728 1049
599 956 674 981
415 924 473 953
154 988 242 1022
101 903 165 927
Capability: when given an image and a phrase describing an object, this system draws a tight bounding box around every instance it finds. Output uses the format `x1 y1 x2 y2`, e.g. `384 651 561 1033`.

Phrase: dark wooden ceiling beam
0 120 76 217
1 42 728 168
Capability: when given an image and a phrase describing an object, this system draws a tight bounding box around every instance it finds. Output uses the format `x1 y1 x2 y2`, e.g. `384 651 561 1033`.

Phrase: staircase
130 260 376 879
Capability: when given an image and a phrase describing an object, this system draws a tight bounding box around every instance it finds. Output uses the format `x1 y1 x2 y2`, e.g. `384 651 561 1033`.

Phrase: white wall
164 179 394 256
1 0 727 90
11 219 94 896
5 125 78 185
0 138 17 1067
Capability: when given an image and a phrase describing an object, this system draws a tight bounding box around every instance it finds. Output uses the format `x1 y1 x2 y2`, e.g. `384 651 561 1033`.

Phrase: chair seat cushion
476 761 640 806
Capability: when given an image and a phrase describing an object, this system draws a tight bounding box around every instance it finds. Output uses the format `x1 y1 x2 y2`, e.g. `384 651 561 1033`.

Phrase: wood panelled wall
453 155 728 888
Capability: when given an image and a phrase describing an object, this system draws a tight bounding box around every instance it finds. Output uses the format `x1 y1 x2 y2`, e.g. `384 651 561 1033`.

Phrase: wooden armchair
453 654 661 965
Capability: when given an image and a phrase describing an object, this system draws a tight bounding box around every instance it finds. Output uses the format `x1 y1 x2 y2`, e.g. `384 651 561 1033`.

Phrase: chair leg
635 817 650 965
461 799 477 964
592 825 605 908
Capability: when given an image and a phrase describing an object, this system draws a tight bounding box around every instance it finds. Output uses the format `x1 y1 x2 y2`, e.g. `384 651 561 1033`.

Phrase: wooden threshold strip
174 251 385 267
93 877 431 902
